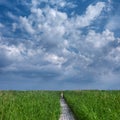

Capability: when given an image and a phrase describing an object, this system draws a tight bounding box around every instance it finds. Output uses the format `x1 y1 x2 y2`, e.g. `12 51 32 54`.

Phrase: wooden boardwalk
59 98 75 120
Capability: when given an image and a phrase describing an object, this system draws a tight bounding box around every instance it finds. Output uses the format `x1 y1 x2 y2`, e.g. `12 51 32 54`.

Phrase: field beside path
64 90 120 120
0 90 120 120
0 91 60 120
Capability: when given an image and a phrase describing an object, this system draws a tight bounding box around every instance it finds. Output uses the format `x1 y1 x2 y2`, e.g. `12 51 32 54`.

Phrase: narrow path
59 95 75 120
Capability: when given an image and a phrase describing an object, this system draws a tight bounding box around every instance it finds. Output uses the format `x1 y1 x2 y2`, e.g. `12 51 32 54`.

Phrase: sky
0 0 120 90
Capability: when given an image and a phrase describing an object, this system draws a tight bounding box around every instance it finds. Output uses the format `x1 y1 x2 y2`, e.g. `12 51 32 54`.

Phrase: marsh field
0 90 120 120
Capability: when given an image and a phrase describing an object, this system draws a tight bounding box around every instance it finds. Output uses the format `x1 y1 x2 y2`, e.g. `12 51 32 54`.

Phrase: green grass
64 90 120 120
0 91 60 120
1 90 120 120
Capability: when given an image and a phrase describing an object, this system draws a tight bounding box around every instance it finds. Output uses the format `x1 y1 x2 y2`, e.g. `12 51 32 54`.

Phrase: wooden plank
59 98 75 120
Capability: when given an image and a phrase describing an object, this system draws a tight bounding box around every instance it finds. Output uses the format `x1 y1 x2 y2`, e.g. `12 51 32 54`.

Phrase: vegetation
0 90 120 120
0 91 60 120
64 90 120 120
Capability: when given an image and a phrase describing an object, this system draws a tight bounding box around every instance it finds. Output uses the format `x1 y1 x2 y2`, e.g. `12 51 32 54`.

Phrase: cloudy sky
0 0 120 90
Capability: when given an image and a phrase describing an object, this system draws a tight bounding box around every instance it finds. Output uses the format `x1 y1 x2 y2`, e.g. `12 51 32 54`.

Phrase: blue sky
0 0 120 90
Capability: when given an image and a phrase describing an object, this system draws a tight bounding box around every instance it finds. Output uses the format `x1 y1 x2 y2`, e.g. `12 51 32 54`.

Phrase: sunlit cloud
0 0 120 90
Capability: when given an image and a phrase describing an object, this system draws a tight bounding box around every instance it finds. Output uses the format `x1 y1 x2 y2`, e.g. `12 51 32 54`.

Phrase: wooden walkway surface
59 97 75 120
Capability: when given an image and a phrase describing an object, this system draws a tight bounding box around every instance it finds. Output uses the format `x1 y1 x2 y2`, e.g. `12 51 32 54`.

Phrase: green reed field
0 91 60 120
64 90 120 120
0 90 120 120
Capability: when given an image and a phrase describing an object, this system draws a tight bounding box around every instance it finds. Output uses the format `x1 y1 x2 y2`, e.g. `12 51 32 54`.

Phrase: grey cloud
0 0 120 90
4 69 61 79
106 15 120 31
0 49 12 68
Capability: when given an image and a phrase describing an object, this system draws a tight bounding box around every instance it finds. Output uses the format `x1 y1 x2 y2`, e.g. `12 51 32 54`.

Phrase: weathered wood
61 92 64 98
59 98 75 120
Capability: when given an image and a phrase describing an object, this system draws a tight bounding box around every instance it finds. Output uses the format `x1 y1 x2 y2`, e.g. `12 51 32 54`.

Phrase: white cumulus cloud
75 2 105 28
20 16 35 34
86 29 115 48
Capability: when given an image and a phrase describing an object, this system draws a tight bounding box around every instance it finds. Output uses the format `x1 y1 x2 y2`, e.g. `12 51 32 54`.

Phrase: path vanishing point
59 93 75 120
